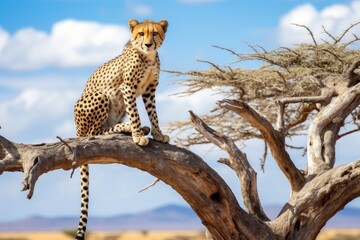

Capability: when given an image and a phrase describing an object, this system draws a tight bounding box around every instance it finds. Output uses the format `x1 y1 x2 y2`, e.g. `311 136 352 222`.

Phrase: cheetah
73 19 169 240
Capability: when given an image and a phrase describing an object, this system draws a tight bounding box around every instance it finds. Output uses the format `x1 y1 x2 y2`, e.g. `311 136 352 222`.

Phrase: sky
0 0 359 224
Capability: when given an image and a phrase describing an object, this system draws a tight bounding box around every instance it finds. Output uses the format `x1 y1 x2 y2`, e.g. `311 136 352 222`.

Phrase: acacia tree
1 24 360 240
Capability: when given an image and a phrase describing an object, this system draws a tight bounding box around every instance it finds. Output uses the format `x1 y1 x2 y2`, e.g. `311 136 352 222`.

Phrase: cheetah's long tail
75 164 89 240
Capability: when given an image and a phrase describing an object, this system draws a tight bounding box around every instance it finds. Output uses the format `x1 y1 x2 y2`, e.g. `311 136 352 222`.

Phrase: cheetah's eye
153 32 159 36
138 32 144 36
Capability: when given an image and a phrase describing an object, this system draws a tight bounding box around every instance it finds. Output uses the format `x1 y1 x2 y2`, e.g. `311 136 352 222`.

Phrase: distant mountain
0 204 202 232
1 204 360 232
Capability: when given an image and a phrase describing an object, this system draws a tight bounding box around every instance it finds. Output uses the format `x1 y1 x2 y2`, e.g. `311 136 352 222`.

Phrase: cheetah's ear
158 20 168 33
128 19 139 32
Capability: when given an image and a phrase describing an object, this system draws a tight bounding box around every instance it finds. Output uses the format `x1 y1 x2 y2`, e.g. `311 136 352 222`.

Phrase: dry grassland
0 230 205 240
0 229 360 240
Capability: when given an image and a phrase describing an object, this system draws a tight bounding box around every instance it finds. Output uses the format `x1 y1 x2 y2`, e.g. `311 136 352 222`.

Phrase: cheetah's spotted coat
73 19 169 240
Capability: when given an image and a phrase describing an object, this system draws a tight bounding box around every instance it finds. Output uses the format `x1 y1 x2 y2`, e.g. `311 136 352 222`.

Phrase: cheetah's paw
151 129 170 143
133 134 149 146
141 126 150 135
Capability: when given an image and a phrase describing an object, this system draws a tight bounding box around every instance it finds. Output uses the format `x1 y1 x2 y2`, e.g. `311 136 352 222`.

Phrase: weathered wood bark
307 82 360 175
190 110 269 221
217 99 305 194
0 134 276 240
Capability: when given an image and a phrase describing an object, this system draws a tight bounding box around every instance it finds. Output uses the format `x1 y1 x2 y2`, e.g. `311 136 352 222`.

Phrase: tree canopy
168 23 360 148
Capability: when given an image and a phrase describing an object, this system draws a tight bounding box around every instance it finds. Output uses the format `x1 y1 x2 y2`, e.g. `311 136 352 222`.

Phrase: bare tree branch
279 95 331 105
138 178 161 193
212 45 241 58
307 83 360 174
336 21 360 44
197 60 225 73
189 111 269 221
217 99 305 193
292 23 317 46
286 104 318 131
260 141 268 173
337 128 360 139
322 25 337 43
319 48 344 64
344 33 360 47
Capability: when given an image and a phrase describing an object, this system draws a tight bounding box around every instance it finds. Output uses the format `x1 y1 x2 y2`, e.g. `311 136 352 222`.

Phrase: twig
285 144 305 150
278 47 300 56
197 60 225 73
344 33 360 48
337 128 360 140
319 48 344 64
321 25 339 44
260 141 268 173
56 136 72 151
138 178 160 193
274 70 287 86
255 44 268 53
336 22 360 44
56 136 77 178
245 43 287 69
292 23 317 46
212 45 241 58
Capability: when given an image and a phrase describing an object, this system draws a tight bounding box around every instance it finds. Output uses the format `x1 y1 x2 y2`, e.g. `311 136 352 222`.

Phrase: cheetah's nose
145 43 152 48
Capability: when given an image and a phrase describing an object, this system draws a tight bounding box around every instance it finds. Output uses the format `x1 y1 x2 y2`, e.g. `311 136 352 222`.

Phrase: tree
1 24 360 240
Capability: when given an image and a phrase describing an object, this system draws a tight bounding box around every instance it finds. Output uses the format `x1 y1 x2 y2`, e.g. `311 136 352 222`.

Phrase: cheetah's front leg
122 86 149 146
142 85 170 143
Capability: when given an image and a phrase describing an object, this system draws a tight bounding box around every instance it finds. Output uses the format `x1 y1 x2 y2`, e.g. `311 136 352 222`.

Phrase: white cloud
0 88 77 138
278 1 360 45
0 27 9 50
132 4 152 16
156 87 223 123
124 1 152 17
178 0 224 4
0 75 81 141
55 120 76 137
0 19 130 70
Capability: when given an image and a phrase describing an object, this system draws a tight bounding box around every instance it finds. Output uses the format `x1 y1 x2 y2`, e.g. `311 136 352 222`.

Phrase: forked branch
189 111 269 221
307 83 360 174
217 99 305 193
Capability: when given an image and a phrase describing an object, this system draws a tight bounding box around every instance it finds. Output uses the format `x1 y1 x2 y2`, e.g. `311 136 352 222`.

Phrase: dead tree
1 24 360 239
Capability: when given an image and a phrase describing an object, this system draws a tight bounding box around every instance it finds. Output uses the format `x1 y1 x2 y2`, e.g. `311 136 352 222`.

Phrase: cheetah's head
128 19 168 53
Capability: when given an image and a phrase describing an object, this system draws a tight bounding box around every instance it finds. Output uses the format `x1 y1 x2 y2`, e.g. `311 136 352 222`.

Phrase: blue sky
0 0 359 224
